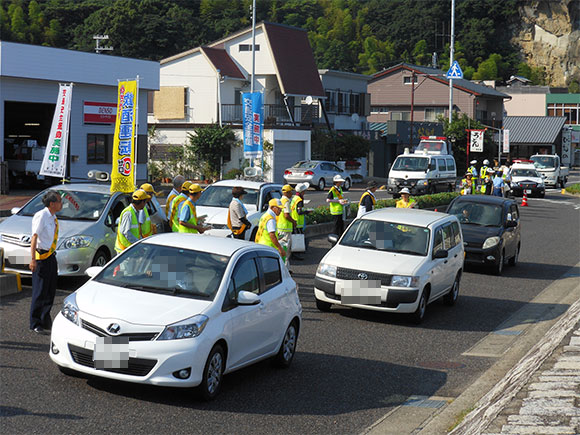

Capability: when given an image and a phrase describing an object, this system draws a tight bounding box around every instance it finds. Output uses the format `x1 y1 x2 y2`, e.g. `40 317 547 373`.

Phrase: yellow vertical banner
111 80 137 193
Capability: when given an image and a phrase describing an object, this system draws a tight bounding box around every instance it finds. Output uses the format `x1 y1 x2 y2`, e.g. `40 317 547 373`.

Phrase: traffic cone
521 192 528 207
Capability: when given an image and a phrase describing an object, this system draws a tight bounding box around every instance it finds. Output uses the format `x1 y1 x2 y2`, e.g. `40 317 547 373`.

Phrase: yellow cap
140 183 159 196
181 180 193 191
282 184 294 192
132 189 151 201
189 184 202 194
269 198 282 208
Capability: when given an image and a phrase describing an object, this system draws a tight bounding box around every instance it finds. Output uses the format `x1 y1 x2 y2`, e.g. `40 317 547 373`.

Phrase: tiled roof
373 63 510 99
504 116 566 144
200 47 245 79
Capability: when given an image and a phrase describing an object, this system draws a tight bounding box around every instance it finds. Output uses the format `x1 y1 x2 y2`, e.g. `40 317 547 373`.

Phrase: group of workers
461 159 511 197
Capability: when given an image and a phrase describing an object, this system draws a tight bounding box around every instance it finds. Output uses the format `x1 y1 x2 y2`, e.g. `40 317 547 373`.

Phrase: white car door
429 226 447 297
441 222 461 289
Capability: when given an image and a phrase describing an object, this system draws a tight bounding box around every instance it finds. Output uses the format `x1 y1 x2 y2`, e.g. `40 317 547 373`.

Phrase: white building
0 41 159 188
148 22 325 183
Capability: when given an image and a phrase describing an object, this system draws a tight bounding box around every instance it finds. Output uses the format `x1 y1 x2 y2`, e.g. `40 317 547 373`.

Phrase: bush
565 183 580 194
306 192 460 225
224 168 243 180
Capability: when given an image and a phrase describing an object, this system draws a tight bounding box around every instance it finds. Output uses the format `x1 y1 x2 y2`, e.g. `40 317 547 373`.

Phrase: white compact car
314 208 463 323
50 233 302 399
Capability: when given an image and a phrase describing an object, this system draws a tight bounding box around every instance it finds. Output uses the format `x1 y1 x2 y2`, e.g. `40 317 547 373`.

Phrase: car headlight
388 178 395 185
510 182 519 187
157 314 208 340
58 235 93 249
391 275 419 287
483 236 500 249
61 293 80 325
317 263 337 278
417 180 428 186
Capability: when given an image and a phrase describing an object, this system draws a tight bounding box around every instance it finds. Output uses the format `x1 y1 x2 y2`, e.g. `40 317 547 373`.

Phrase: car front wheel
493 250 504 275
509 244 519 266
411 289 428 324
444 273 460 306
317 178 325 191
199 344 225 401
343 178 351 191
92 248 110 267
273 321 298 368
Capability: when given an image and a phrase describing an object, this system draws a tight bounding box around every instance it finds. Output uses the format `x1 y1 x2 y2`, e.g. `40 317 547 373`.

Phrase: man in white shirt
29 191 62 335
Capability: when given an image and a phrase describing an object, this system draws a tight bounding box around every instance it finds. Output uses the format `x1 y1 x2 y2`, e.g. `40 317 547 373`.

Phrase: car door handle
444 260 448 264
454 254 458 258
258 302 265 310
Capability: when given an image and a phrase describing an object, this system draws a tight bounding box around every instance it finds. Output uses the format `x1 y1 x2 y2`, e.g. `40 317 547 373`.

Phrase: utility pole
448 0 455 123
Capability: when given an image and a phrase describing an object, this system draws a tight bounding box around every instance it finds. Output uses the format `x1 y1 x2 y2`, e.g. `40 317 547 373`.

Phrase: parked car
49 233 301 400
196 180 283 241
314 208 463 324
0 184 166 276
283 160 352 191
446 195 521 275
509 163 545 198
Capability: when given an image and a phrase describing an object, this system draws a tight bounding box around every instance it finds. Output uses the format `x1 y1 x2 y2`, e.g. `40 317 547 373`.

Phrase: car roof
361 208 452 227
209 180 282 189
451 195 515 206
141 233 263 256
511 163 536 169
47 183 116 194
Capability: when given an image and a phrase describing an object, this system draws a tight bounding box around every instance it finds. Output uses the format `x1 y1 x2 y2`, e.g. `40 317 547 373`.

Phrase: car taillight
304 171 314 175
284 170 292 175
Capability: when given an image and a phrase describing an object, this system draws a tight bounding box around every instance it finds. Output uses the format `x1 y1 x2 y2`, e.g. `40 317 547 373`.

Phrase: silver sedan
283 160 352 191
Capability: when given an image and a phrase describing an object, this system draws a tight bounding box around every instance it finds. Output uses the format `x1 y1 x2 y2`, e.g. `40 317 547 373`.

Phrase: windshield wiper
122 283 163 292
392 249 423 256
172 287 210 298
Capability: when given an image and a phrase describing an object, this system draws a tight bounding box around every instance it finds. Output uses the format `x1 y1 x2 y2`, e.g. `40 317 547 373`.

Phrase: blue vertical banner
243 92 263 158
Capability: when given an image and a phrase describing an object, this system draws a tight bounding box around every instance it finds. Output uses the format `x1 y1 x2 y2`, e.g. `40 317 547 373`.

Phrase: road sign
502 129 510 154
446 60 463 79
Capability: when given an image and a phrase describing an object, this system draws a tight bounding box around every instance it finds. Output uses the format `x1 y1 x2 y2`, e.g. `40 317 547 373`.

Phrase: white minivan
314 208 463 323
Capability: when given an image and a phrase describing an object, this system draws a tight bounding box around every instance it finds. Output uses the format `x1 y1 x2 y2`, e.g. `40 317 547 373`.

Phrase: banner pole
134 75 140 190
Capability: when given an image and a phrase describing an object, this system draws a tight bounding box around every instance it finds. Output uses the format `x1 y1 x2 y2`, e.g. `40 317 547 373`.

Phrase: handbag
291 233 306 253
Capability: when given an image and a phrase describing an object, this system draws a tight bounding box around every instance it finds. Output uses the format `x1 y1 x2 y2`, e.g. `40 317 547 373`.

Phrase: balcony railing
221 104 319 126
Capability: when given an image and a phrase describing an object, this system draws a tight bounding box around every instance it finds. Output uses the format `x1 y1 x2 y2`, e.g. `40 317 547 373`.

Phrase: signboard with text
84 101 117 124
242 92 263 158
502 129 510 154
469 129 485 152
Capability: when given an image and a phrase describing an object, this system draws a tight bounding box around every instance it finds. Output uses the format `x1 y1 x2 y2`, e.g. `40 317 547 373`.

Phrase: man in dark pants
326 175 348 236
29 191 62 335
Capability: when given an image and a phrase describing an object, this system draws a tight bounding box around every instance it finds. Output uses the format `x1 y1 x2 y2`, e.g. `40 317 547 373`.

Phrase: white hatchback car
50 233 302 399
314 208 463 323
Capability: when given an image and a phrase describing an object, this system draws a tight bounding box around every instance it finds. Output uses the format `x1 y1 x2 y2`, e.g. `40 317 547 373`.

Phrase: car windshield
196 186 258 208
340 219 430 256
18 189 111 220
530 156 556 169
512 169 540 178
447 201 503 227
392 156 429 171
292 161 318 169
95 243 229 300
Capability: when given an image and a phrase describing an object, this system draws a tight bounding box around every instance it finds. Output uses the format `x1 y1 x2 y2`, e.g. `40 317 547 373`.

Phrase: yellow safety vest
329 186 344 215
480 166 488 179
461 179 476 195
169 194 187 232
178 199 198 233
277 196 293 232
165 192 177 218
358 191 376 212
468 166 478 178
227 204 247 236
115 205 142 253
255 212 278 247
36 216 59 260
291 195 304 229
396 198 416 209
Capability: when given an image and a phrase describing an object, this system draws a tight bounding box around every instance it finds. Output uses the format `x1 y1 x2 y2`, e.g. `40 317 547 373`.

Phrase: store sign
469 129 485 152
84 101 117 124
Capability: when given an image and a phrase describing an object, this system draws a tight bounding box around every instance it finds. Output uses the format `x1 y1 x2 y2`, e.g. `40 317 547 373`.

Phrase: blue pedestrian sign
446 60 463 79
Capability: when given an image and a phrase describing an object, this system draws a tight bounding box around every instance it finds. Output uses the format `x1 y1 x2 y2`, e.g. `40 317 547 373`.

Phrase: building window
425 107 445 121
147 91 154 114
239 44 260 52
325 90 337 113
547 103 579 125
371 106 388 114
87 134 111 164
403 76 418 85
391 112 410 121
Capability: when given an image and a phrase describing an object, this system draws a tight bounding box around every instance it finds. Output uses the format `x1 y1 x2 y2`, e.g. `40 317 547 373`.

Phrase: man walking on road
327 175 348 236
29 191 62 335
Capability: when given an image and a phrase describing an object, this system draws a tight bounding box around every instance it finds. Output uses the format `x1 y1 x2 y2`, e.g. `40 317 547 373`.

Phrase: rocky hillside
513 0 579 87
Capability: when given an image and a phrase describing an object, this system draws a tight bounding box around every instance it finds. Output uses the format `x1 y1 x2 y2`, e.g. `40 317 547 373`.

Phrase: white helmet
470 160 477 165
483 159 490 165
399 187 411 195
333 174 345 183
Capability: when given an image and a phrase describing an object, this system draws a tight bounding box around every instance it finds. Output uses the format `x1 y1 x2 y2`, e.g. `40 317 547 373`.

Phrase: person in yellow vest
29 191 62 335
460 173 477 195
169 180 192 232
480 159 490 180
178 184 210 233
140 183 161 235
255 198 286 260
327 175 349 236
357 180 378 217
115 189 151 254
165 175 184 219
480 169 494 195
290 183 311 261
396 187 417 208
228 186 251 240
278 185 297 267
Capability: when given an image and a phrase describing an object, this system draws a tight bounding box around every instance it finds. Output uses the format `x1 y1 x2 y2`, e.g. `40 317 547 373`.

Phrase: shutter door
273 140 305 183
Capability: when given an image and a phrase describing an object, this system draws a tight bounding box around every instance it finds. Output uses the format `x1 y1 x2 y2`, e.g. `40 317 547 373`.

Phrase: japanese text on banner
470 130 485 153
242 92 263 159
111 80 137 193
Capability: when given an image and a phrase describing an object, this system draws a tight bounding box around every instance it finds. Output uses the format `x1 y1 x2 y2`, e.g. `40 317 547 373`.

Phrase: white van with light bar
387 136 457 197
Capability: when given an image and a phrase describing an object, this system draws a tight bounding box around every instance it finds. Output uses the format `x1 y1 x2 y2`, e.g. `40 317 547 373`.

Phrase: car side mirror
506 220 517 228
11 207 21 215
237 291 260 305
433 249 448 259
85 266 104 278
105 213 114 227
327 234 339 245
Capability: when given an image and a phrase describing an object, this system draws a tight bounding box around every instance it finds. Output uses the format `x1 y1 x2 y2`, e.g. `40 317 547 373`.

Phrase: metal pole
410 70 415 148
134 75 140 189
498 128 502 167
250 0 256 94
217 69 222 127
448 0 455 123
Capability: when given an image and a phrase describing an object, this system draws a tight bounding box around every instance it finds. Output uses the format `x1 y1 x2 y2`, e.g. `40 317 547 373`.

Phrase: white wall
222 29 277 75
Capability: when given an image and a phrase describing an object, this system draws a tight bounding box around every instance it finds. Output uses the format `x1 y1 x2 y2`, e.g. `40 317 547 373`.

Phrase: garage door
273 140 305 183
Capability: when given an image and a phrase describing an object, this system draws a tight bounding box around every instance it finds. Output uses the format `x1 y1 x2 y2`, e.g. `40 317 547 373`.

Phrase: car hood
76 281 212 326
196 205 259 225
323 244 426 276
388 169 428 180
460 224 501 244
512 176 543 184
0 215 97 240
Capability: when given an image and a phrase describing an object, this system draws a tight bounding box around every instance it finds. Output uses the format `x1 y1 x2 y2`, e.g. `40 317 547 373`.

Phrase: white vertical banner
470 129 484 152
40 83 73 177
561 128 571 167
502 129 510 154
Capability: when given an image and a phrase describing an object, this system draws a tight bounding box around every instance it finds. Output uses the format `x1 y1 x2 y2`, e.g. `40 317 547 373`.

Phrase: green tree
27 0 45 44
187 125 236 180
412 39 429 66
0 2 11 40
358 35 394 74
9 3 27 42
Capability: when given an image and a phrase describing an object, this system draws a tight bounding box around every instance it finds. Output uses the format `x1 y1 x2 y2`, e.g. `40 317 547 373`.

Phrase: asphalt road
1 191 579 434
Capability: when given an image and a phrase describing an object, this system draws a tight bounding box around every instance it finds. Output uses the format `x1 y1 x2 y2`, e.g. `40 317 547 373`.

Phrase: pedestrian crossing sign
446 61 463 79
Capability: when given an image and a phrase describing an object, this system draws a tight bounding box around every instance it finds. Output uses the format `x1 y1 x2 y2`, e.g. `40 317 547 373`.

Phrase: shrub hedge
306 192 460 225
565 183 580 195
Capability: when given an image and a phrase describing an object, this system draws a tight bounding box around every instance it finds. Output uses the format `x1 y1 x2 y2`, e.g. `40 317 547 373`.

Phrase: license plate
525 189 532 194
339 280 382 305
93 336 129 369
